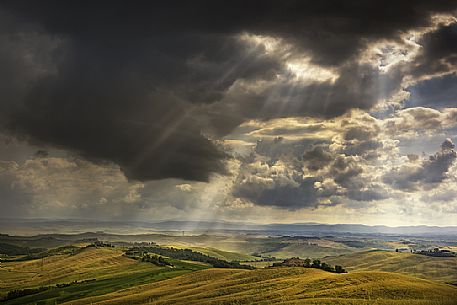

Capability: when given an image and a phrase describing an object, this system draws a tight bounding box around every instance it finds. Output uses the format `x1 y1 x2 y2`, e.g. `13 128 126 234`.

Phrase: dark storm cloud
1 1 456 181
5 1 457 66
404 23 457 109
410 23 457 79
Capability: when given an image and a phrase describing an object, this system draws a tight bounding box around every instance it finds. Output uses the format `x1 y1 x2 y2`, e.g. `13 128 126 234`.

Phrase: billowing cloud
232 160 320 209
229 112 389 209
383 139 456 191
228 109 457 210
383 107 457 138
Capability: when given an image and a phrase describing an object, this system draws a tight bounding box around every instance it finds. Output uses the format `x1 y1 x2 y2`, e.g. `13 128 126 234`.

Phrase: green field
325 249 457 284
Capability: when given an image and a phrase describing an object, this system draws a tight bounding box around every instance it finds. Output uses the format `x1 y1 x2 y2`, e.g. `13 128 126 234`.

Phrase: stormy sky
1 1 457 225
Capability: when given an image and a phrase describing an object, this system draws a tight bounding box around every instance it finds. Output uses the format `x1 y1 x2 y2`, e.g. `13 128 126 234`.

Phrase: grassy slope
64 267 457 305
0 247 152 292
325 249 457 284
0 247 208 305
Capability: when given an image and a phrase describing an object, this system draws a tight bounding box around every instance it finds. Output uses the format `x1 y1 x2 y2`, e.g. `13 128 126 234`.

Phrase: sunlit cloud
362 14 457 74
239 33 339 83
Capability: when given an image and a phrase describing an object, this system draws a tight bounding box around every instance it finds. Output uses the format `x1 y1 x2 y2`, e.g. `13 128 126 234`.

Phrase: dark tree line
141 253 173 267
126 246 254 269
2 287 50 301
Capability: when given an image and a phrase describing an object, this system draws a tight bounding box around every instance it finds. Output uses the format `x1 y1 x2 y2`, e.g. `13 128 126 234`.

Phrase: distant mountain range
149 220 457 235
1 218 457 236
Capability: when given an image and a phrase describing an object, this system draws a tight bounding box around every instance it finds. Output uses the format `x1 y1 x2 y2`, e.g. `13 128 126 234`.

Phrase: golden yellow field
325 250 457 284
64 267 457 305
0 247 209 304
0 247 158 293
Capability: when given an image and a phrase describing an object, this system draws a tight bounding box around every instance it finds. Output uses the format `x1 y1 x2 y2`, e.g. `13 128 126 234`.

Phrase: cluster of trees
308 258 346 273
272 257 346 273
318 261 346 273
2 287 50 301
88 241 114 248
126 246 254 269
141 253 173 267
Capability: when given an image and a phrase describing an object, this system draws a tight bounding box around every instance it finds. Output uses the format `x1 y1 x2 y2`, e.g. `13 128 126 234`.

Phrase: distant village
395 247 456 257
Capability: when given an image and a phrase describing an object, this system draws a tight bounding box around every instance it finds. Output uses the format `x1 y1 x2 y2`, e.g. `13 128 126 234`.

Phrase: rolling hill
0 247 156 292
2 246 456 304
325 249 457 284
0 246 207 304
64 267 457 305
